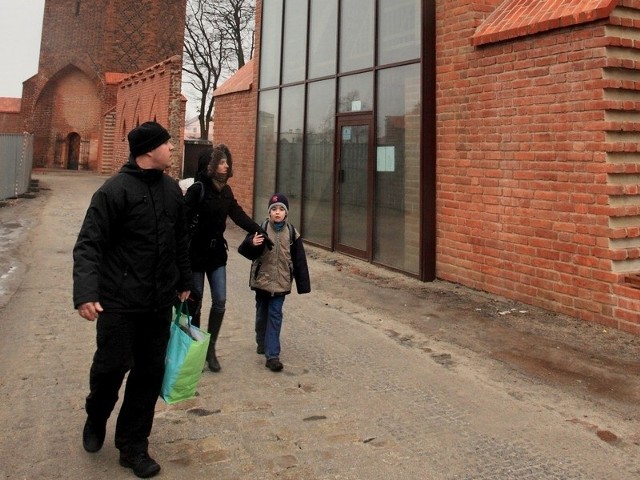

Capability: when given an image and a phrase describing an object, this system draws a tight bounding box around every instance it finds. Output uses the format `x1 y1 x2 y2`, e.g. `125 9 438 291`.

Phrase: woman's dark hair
212 143 233 178
196 143 233 179
196 147 213 177
194 143 233 180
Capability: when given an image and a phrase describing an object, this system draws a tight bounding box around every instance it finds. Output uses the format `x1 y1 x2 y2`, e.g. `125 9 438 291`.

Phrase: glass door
335 115 374 259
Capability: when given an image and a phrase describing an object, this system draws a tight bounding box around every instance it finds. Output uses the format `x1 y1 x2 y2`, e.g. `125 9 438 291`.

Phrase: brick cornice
472 0 619 46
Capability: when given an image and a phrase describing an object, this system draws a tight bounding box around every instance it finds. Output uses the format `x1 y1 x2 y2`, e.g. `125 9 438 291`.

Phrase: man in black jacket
73 121 192 479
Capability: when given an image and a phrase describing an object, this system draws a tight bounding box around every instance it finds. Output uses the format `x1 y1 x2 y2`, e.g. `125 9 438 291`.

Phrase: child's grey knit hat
268 193 289 214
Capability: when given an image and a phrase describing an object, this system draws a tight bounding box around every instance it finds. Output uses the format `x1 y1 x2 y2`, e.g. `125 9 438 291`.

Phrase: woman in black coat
184 144 263 372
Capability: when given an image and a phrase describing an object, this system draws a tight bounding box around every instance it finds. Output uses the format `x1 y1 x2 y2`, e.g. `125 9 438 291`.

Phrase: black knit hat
268 193 289 214
128 121 171 157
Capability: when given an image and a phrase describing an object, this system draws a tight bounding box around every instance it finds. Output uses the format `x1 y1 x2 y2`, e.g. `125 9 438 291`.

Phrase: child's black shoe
265 358 283 372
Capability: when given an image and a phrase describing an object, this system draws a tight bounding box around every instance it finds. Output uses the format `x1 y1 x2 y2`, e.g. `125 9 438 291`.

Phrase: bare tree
183 0 255 140
212 0 255 69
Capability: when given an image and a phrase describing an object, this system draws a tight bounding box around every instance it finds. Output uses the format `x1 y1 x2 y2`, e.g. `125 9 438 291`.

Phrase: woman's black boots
206 309 224 372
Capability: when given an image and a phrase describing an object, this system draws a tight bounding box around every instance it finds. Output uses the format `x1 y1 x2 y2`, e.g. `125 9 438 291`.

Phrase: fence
0 133 34 201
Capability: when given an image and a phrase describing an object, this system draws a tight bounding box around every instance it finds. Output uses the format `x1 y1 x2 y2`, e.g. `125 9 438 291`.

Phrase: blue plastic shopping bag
160 303 210 404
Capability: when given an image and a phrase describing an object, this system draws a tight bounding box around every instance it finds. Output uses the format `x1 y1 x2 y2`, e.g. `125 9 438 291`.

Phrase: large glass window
277 85 305 228
304 79 336 247
375 64 421 274
259 0 283 88
338 72 373 113
308 0 337 79
282 0 308 84
378 0 421 65
254 90 280 216
256 0 425 277
339 0 374 73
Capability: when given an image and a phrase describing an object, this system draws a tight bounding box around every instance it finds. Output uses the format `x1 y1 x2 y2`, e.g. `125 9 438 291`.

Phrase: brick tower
21 0 187 170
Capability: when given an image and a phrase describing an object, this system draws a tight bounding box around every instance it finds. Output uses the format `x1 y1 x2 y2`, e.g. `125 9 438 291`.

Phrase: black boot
82 416 106 453
206 309 224 372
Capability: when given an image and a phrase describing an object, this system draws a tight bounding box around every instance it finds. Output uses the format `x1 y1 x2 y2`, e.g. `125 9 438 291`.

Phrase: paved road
0 171 638 479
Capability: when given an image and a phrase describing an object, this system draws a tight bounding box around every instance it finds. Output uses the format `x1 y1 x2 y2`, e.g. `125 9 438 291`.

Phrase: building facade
108 56 186 177
12 0 186 173
0 99 23 134
214 0 640 335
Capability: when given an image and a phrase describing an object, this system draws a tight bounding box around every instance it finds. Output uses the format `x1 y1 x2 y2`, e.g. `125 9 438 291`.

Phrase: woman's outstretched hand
257 228 274 249
252 232 265 246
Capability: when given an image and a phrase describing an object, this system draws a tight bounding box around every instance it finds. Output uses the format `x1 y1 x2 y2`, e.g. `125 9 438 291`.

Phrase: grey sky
0 0 45 98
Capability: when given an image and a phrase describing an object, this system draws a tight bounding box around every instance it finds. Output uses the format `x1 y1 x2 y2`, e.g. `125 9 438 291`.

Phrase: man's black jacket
73 159 192 312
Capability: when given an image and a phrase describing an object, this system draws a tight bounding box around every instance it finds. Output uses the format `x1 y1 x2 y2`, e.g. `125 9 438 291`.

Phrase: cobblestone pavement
0 171 638 479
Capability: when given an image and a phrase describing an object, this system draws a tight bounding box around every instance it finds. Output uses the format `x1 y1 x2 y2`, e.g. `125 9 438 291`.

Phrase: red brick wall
212 85 257 217
37 0 186 78
436 0 640 334
112 56 186 179
0 112 23 133
103 0 187 73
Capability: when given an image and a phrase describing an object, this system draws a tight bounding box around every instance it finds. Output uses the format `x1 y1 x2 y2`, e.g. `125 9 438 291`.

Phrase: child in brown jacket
238 193 311 371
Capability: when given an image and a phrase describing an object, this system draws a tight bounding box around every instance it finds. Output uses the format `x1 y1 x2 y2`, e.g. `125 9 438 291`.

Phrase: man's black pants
85 308 171 454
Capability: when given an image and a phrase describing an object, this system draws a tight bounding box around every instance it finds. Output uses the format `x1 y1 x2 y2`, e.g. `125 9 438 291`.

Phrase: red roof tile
213 59 254 97
472 0 619 46
0 97 21 113
104 72 130 85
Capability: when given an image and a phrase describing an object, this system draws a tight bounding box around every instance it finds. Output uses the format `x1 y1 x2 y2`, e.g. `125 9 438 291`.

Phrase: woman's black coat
185 176 261 272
